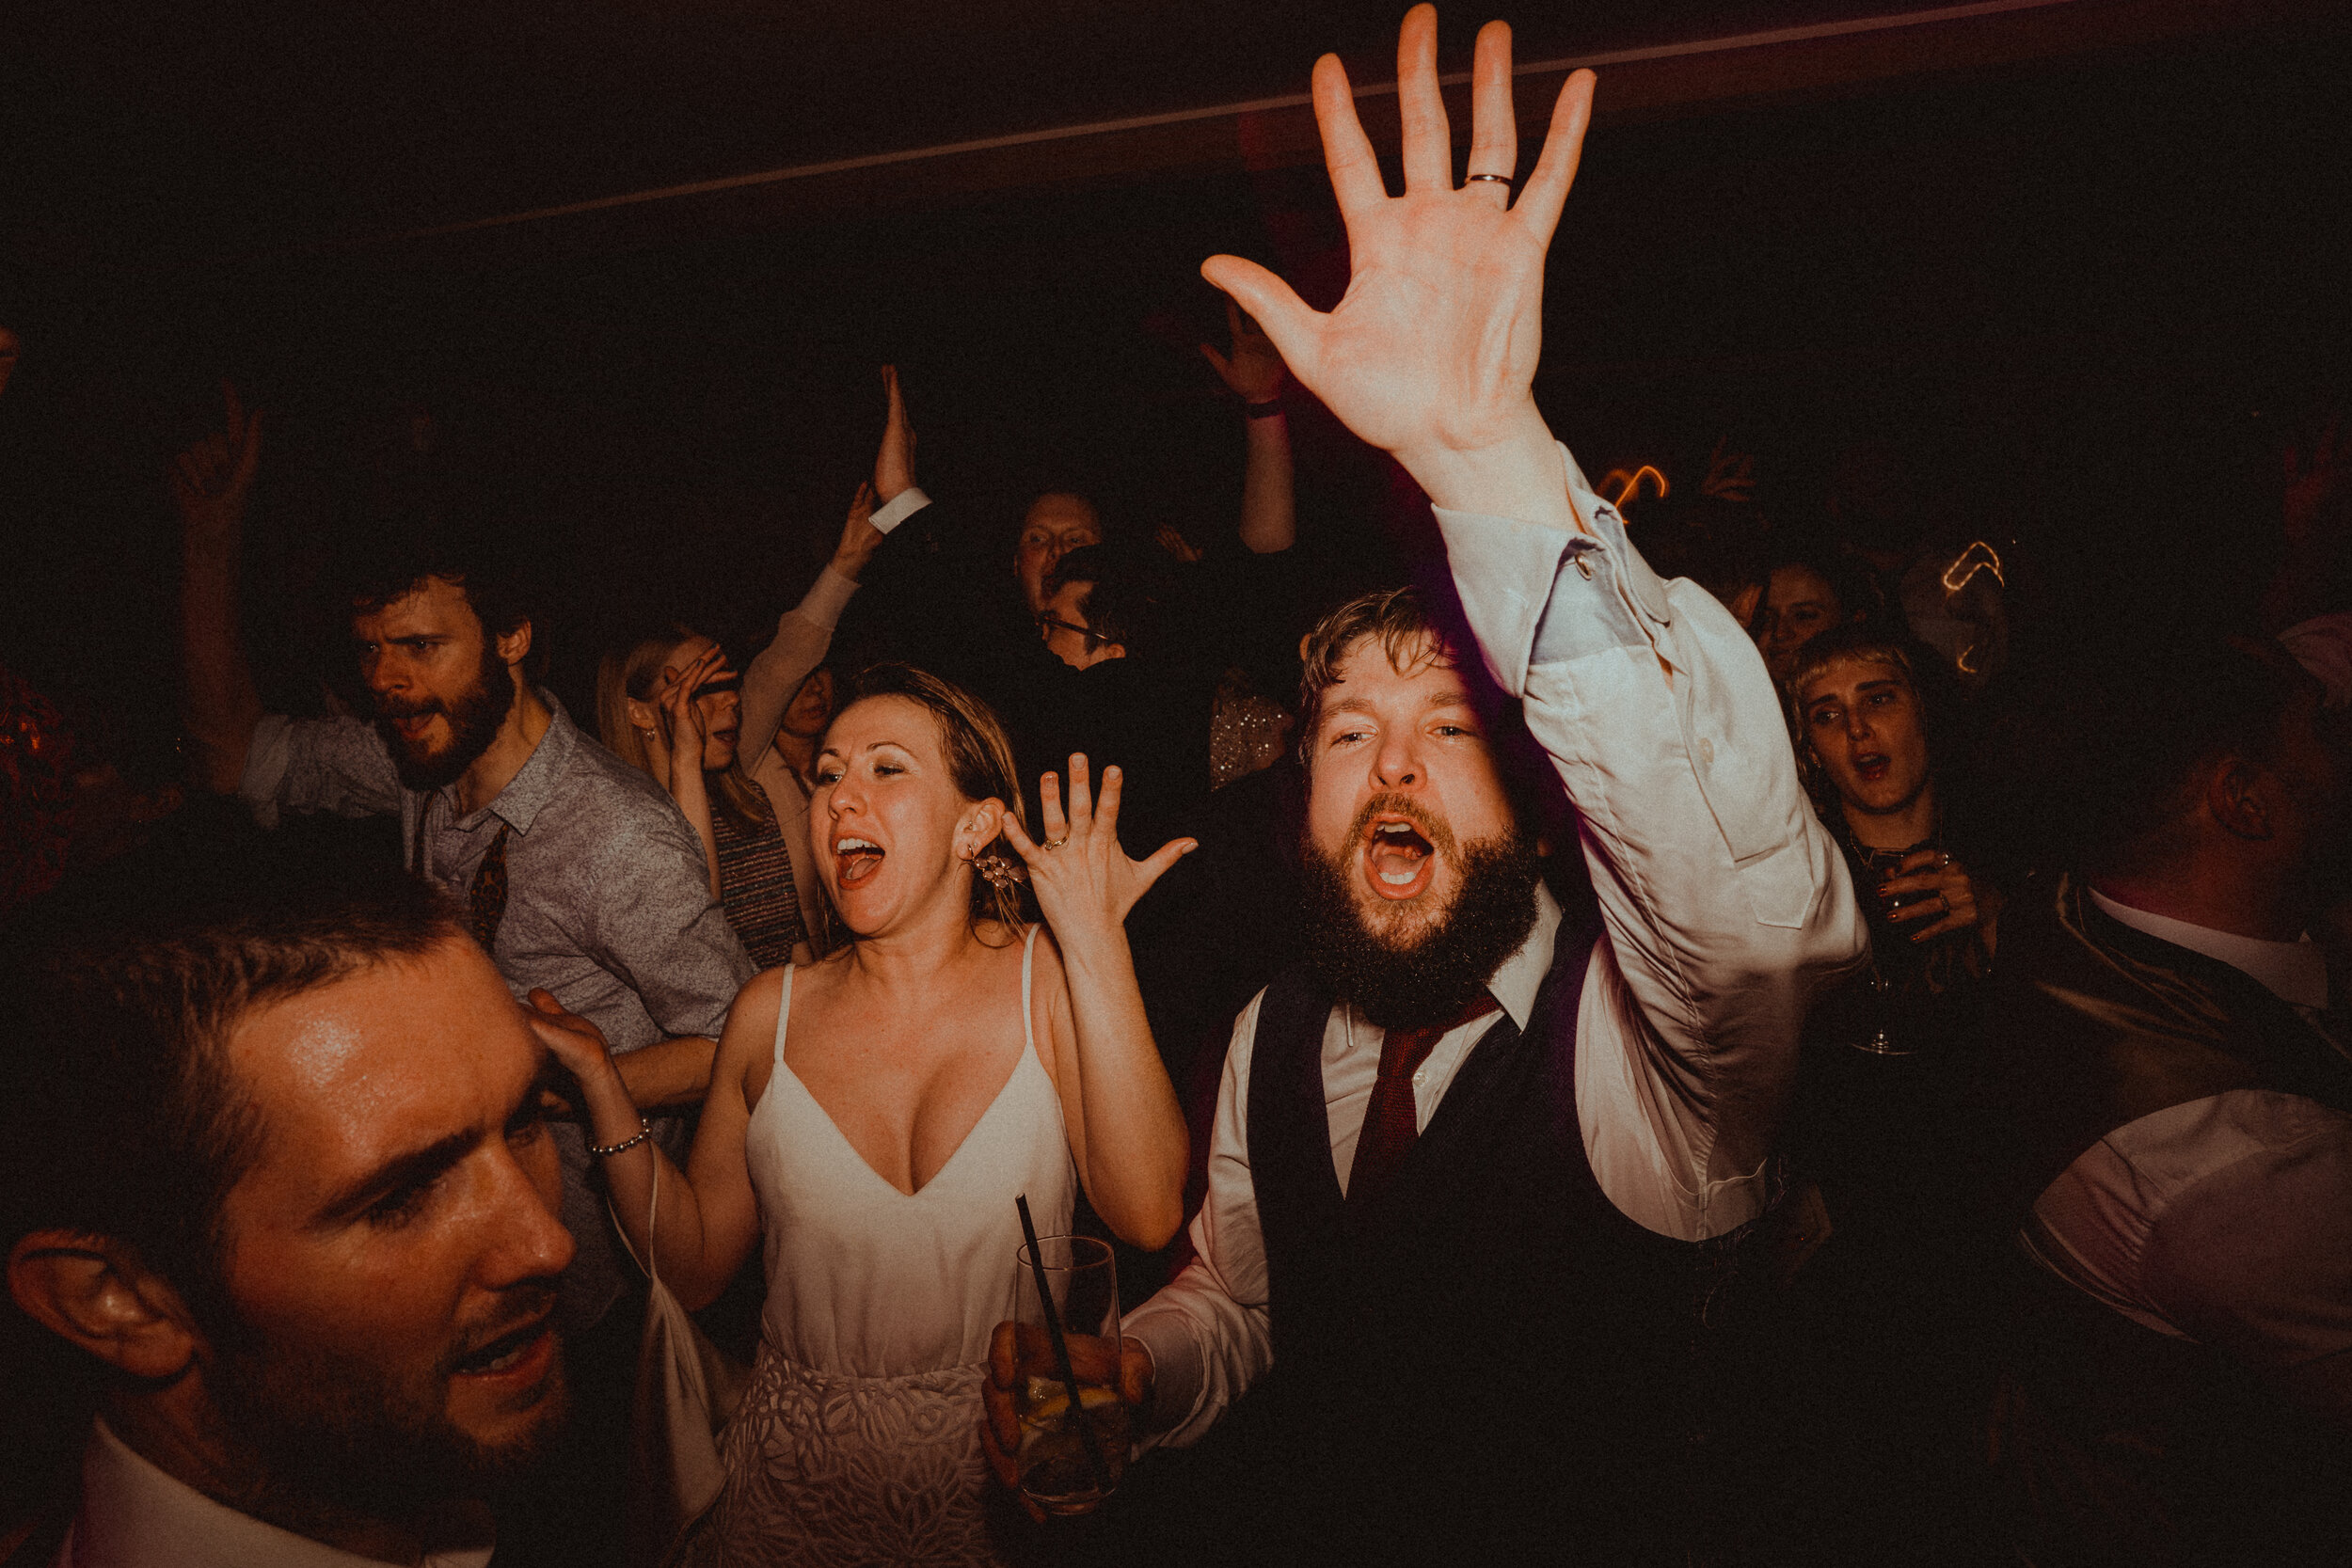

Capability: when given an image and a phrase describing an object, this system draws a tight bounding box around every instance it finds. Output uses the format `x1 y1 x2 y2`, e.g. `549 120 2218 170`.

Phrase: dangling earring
975 851 1026 892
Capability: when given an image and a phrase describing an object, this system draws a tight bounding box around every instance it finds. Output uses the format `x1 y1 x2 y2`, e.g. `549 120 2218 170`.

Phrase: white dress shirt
1123 448 1867 1448
2026 893 2352 1415
54 1421 495 1568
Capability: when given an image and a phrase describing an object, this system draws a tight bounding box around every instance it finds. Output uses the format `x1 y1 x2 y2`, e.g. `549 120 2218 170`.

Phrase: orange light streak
1942 540 2005 594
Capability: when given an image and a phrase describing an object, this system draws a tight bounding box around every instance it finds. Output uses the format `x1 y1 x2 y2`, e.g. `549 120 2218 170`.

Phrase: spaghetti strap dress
680 927 1077 1566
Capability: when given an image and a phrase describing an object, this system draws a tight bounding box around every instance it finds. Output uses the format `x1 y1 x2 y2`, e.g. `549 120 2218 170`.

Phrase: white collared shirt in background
56 1421 494 1568
2027 892 2352 1415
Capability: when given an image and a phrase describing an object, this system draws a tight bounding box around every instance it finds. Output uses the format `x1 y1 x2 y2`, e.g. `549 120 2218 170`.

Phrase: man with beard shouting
173 404 751 1564
984 10 1864 1563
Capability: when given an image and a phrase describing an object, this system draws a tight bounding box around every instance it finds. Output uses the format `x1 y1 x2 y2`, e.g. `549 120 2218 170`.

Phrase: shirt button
1411 1069 1426 1087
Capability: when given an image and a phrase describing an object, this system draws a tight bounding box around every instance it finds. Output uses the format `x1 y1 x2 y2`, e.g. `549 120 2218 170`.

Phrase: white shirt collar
1487 881 1564 1031
2090 889 2330 1012
64 1420 495 1568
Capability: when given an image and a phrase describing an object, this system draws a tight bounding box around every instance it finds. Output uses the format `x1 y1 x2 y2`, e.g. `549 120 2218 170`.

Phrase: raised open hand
1200 8 1594 524
874 364 918 501
170 382 264 546
1002 755 1194 937
1200 296 1288 404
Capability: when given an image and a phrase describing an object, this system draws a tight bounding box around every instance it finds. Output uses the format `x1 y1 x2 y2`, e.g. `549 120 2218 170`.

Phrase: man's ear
496 619 534 671
8 1233 202 1383
1095 641 1127 664
2207 758 2274 842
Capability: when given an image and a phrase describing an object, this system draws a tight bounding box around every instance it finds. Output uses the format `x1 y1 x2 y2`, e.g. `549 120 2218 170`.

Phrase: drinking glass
1010 1234 1128 1513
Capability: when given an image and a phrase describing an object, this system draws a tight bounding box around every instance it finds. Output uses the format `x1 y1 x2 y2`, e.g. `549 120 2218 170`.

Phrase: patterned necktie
1346 991 1501 1205
468 822 512 954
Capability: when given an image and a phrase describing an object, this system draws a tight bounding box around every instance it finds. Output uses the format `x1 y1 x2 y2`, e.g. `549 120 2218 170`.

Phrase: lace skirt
675 1339 1008 1567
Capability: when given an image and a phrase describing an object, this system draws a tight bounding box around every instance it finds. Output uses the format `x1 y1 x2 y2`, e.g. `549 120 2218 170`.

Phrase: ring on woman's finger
1935 893 1952 917
1938 851 1953 868
1041 838 1069 851
1465 172 1512 185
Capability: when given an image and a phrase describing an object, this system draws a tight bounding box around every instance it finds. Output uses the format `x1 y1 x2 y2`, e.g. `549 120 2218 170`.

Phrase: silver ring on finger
1041 838 1069 851
1465 172 1512 185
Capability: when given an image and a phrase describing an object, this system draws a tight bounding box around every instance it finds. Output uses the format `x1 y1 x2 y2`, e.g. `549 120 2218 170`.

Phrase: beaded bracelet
588 1115 651 1159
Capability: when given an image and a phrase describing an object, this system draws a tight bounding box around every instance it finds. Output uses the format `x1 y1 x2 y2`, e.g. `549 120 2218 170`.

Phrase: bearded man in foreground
985 8 1866 1561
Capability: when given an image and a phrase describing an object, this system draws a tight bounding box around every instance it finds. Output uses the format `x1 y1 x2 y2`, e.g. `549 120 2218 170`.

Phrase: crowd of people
3 10 2349 1567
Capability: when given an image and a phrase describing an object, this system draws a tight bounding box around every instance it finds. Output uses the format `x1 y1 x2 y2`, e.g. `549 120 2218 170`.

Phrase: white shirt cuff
868 485 931 534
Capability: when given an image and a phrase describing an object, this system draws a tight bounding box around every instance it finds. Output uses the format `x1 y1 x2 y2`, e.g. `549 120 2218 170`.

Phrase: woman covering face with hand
539 661 1190 1566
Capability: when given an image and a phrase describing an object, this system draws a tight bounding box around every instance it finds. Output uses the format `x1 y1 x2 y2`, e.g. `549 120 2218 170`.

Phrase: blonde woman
536 663 1190 1563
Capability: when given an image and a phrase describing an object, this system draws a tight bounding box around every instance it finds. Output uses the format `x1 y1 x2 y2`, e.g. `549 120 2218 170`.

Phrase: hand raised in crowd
1200 295 1288 405
640 641 729 791
979 1318 1153 1522
832 480 886 577
1200 7 1595 528
170 381 264 549
1879 848 1999 949
873 363 917 501
1001 755 1196 937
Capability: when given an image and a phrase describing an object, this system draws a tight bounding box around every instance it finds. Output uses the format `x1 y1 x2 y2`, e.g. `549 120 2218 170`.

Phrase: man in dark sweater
982 13 1862 1559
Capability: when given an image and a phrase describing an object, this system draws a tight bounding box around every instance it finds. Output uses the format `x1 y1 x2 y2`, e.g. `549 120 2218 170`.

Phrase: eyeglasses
1036 613 1105 652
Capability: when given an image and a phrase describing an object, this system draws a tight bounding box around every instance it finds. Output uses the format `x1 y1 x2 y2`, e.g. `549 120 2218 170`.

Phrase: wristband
1244 400 1284 420
868 485 932 534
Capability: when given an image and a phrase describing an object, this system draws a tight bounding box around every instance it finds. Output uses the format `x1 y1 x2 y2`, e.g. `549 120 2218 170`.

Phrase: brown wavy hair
817 662 1030 947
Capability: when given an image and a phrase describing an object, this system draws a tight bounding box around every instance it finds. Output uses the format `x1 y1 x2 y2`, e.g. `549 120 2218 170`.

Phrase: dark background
3 2 2348 729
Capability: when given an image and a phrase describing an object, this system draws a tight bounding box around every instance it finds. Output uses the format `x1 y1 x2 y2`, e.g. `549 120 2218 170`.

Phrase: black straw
1015 1193 1114 1495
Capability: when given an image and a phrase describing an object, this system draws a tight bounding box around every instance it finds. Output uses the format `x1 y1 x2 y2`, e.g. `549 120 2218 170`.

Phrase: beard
373 644 516 792
1300 794 1543 1032
205 1286 568 1523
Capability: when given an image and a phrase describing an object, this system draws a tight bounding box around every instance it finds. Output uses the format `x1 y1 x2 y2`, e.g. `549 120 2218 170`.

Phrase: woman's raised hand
653 643 729 778
1003 755 1195 936
1199 7 1593 527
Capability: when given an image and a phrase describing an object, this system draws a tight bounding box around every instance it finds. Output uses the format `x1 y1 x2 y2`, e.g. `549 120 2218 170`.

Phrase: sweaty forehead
1326 633 1461 702
822 694 946 762
223 941 533 1204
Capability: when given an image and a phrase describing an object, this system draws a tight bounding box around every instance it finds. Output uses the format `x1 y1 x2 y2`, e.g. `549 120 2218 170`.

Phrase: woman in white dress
536 662 1192 1565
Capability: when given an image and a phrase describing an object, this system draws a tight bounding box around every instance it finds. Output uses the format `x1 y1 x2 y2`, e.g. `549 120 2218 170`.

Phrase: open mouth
389 713 441 742
1853 752 1890 784
450 1315 555 1384
834 834 884 890
1361 815 1437 901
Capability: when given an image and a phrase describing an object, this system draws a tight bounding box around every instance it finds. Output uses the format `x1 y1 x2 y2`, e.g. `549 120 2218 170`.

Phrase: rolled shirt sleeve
238 713 404 828
1123 993 1276 1451
1432 447 1865 1234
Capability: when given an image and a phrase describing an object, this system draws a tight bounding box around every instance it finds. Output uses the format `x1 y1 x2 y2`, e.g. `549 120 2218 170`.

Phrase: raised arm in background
174 384 265 794
739 477 887 768
1201 298 1297 556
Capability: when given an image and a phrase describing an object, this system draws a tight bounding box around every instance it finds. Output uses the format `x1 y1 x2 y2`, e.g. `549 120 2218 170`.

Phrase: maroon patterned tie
468 823 512 954
1346 992 1501 1205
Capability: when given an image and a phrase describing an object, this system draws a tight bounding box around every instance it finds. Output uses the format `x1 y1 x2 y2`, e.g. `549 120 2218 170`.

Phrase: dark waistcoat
1244 892 1708 1563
